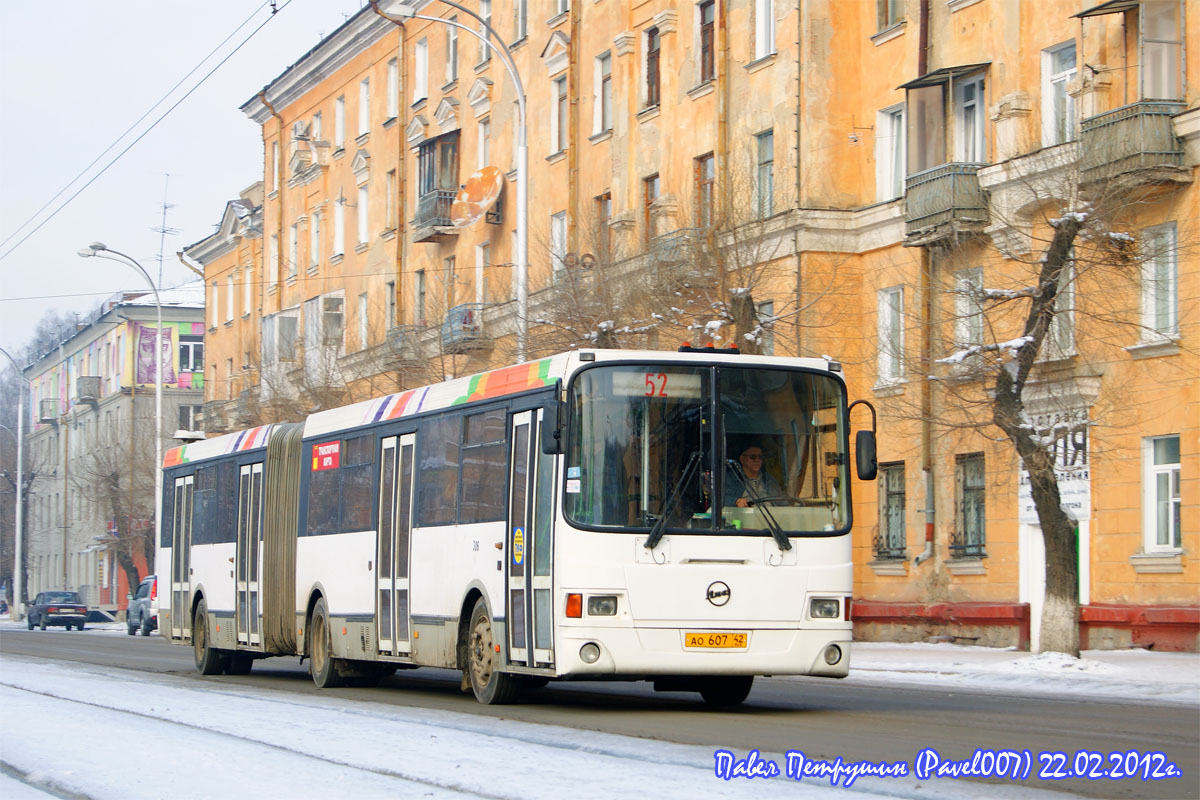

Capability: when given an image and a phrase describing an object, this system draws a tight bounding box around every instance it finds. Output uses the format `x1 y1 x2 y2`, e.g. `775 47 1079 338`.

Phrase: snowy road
0 653 1104 800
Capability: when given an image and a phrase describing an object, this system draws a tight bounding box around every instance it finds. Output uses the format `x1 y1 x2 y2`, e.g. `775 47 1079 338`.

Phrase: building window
595 52 613 133
270 141 279 190
333 198 345 256
595 192 612 258
1045 263 1075 359
645 28 661 108
414 39 429 103
243 266 253 314
312 112 322 142
417 131 460 211
209 282 218 329
334 96 345 149
876 105 906 201
179 336 204 372
416 270 427 325
387 59 399 119
754 0 775 60
552 76 568 153
386 281 396 329
954 266 983 350
551 211 567 279
514 0 528 41
475 243 490 304
1141 222 1178 339
956 75 985 162
386 170 397 230
1142 0 1182 100
446 19 459 84
756 299 775 355
877 0 903 31
875 462 906 559
357 185 369 245
755 129 774 218
877 286 903 384
358 77 370 136
478 118 490 167
695 152 715 227
643 174 660 243
444 255 457 309
556 0 569 15
226 277 235 322
699 1 715 83
953 453 986 558
289 224 298 277
359 292 369 350
179 405 202 432
479 0 492 63
1042 41 1077 147
1143 435 1181 551
310 211 321 268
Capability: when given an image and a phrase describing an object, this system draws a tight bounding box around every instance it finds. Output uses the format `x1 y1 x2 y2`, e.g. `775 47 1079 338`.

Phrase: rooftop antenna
152 173 181 287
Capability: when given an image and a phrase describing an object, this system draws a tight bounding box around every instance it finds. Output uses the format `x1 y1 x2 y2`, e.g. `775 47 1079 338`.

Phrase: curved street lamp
78 243 164 577
0 347 27 620
372 0 530 361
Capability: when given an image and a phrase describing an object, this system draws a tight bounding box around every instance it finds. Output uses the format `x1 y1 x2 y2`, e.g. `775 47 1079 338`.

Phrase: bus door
506 409 555 667
170 474 193 640
235 463 264 647
377 434 415 655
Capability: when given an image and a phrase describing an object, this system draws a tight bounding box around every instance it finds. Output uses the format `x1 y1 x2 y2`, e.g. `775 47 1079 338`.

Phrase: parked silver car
126 575 157 636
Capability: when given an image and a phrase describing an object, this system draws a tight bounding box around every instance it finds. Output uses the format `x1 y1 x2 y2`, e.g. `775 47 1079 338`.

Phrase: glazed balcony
441 303 491 353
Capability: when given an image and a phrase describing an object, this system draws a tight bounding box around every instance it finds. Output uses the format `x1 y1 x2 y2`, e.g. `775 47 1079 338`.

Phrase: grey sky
0 0 368 358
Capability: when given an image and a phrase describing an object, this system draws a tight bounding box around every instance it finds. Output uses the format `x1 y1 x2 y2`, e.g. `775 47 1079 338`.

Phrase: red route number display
611 371 703 399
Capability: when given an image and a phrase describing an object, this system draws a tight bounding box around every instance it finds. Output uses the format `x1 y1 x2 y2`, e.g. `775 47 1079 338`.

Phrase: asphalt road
3 628 1197 800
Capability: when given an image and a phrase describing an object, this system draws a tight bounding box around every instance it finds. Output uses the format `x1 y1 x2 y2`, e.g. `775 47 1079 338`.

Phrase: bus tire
466 598 519 705
225 654 253 675
309 598 345 688
193 599 224 675
698 676 754 707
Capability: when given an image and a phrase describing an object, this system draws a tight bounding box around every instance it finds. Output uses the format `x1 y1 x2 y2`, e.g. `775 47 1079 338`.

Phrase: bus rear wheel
309 598 345 688
698 676 754 707
225 654 254 675
466 598 519 705
193 599 224 675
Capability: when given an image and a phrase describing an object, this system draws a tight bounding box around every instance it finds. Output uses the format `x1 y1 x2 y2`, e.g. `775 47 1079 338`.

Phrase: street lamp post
77 243 163 580
373 0 529 361
0 347 27 620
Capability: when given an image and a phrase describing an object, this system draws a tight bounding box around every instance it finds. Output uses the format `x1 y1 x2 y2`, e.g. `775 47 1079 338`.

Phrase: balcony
385 325 422 363
904 162 989 246
650 227 708 263
1080 101 1189 190
413 190 458 243
76 376 101 404
441 303 490 353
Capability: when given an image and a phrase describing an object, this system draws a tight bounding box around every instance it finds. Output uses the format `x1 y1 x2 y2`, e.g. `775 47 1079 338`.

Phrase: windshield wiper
726 458 792 552
644 450 702 550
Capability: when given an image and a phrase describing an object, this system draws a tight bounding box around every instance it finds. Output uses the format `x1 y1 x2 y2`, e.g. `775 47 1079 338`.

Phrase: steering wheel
745 495 807 507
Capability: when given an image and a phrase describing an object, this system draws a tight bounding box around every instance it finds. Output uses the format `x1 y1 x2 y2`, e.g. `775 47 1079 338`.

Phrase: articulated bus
159 348 877 706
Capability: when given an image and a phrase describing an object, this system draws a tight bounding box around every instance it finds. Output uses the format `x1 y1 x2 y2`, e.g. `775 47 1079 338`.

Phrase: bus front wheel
698 676 754 707
193 599 224 675
466 598 519 705
309 598 345 688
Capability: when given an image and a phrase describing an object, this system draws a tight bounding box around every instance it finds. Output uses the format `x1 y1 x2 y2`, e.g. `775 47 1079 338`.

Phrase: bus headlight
810 598 840 619
587 595 617 616
579 642 601 663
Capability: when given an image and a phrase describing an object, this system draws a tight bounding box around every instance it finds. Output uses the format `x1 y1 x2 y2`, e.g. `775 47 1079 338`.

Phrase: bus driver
724 441 784 508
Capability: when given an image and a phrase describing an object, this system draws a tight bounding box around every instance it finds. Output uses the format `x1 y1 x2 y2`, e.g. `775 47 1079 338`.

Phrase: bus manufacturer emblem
706 581 731 607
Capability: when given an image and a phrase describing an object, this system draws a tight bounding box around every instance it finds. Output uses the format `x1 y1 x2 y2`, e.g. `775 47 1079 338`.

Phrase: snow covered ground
1 623 1196 799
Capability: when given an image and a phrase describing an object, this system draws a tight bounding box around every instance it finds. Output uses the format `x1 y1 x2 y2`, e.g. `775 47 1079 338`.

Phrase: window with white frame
386 170 396 230
416 269 427 324
645 27 661 108
877 285 904 383
514 0 527 41
1141 222 1178 339
243 265 252 313
446 19 459 84
1045 262 1075 359
594 52 613 134
332 198 346 256
335 96 345 149
387 59 399 119
479 0 492 63
1042 41 1076 147
414 39 429 103
357 185 369 245
552 76 567 153
476 243 490 304
313 112 322 142
269 235 279 287
551 211 567 278
556 0 569 15
180 335 203 372
876 0 903 31
358 77 370 136
756 129 774 218
386 280 396 328
179 404 202 432
754 0 775 60
478 118 490 167
209 282 218 328
876 462 906 559
1142 0 1182 100
956 75 985 162
876 104 906 201
270 141 279 190
288 224 298 277
1143 434 1181 551
310 211 321 268
226 277 235 322
698 1 715 83
954 266 983 350
756 300 775 355
359 292 369 350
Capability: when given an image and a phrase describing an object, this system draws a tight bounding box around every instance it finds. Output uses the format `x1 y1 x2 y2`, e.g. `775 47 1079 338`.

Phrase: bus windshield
564 363 849 535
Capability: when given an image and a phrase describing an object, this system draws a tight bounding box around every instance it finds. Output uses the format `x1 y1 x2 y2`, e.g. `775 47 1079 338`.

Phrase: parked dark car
27 591 88 630
127 575 158 636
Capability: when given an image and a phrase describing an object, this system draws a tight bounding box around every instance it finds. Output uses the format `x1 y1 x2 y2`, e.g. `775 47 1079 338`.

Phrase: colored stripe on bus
163 446 187 468
453 359 553 405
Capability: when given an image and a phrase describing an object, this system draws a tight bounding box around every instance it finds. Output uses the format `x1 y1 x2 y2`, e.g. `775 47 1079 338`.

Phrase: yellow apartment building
185 0 1197 650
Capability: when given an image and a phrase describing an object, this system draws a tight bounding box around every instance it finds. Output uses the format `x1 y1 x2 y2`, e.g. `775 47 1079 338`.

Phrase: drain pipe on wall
914 242 935 567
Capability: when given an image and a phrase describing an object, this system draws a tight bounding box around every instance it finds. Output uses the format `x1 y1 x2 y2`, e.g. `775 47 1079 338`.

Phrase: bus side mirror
856 430 877 481
541 397 563 455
